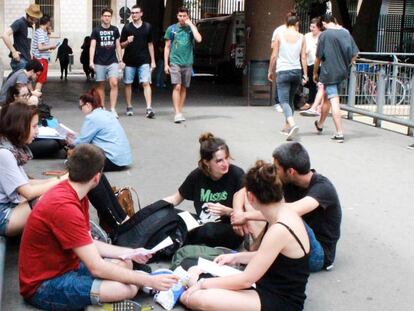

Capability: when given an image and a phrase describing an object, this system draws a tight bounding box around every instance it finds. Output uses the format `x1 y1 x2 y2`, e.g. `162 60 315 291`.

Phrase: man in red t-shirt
19 144 178 310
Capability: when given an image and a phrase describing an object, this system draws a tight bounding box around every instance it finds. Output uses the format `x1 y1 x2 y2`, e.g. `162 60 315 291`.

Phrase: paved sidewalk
3 76 414 311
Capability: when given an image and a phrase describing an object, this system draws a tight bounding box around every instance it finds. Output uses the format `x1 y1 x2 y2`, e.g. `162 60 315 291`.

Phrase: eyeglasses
79 103 87 110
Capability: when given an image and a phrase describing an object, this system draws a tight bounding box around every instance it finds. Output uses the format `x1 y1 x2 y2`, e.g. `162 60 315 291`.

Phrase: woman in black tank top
180 160 310 311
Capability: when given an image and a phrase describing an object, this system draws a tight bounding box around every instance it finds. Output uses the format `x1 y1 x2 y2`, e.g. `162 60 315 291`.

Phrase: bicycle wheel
385 78 406 105
361 76 376 105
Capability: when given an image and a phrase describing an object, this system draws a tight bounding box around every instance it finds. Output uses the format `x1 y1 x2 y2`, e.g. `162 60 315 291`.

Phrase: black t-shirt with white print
283 170 342 267
91 25 120 65
179 164 244 223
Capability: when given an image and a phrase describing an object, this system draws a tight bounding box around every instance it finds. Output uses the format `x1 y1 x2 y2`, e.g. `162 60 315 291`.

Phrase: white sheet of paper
197 257 242 277
178 211 201 231
37 126 65 140
56 123 76 137
197 258 256 287
120 236 174 260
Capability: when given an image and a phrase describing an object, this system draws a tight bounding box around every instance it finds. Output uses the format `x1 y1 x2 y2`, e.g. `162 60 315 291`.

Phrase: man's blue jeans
27 263 102 310
305 223 325 272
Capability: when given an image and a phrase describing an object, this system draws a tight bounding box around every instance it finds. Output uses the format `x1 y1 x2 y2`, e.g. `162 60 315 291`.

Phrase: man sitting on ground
19 144 178 310
231 142 342 272
0 59 43 105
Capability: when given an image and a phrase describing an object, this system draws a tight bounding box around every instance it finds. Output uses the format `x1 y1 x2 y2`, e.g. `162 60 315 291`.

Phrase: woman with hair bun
67 87 132 172
181 160 310 311
164 132 244 249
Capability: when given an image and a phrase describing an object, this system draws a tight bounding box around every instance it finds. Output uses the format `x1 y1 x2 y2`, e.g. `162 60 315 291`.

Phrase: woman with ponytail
67 87 132 172
164 132 245 249
181 160 310 311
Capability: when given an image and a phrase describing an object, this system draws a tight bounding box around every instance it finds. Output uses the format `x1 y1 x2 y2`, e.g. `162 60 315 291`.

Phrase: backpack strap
169 23 177 42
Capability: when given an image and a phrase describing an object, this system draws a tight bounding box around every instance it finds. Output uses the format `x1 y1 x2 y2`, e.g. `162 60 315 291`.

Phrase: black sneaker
146 108 155 119
331 134 344 143
407 143 414 150
314 120 323 133
101 299 141 311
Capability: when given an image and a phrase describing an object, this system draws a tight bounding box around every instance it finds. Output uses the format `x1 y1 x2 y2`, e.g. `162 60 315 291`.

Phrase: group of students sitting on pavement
0 88 342 311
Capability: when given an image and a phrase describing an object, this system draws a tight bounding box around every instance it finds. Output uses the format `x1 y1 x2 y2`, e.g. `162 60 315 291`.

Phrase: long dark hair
0 101 38 147
198 132 230 176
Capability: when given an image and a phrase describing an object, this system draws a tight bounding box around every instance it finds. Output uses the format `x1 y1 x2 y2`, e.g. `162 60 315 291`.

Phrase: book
120 236 174 260
178 211 201 231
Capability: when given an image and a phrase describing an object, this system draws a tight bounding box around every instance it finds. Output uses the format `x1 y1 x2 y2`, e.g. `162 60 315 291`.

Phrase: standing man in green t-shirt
164 7 202 123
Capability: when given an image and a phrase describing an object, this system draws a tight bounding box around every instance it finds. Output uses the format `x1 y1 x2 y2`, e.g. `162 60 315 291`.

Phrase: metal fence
186 0 245 23
339 52 414 135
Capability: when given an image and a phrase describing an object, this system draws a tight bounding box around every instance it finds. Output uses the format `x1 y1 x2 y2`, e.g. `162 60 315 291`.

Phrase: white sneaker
286 125 299 141
300 109 320 117
174 113 185 123
110 108 119 119
274 104 283 113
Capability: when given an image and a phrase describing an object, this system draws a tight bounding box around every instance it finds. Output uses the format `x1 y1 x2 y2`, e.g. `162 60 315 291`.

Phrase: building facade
0 0 137 70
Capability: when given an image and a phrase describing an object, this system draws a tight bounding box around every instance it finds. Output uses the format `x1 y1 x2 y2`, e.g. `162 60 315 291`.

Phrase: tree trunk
352 0 382 52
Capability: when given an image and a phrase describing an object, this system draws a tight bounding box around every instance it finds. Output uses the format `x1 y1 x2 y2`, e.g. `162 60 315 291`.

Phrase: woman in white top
303 18 323 111
268 15 307 141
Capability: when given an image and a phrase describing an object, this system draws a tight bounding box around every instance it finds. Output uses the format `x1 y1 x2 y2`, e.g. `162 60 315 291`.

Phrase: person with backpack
181 160 310 311
120 5 156 118
163 132 244 249
164 7 202 123
19 144 179 311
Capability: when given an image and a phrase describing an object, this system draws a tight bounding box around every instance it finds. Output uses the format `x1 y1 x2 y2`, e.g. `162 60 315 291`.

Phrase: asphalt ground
3 74 414 311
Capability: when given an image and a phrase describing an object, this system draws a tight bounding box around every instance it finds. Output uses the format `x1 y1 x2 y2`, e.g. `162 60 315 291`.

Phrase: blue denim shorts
123 64 151 84
325 84 340 99
304 223 325 272
28 263 102 310
0 202 17 236
95 63 119 81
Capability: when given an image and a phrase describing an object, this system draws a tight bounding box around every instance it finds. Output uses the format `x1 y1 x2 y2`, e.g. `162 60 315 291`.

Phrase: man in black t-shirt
1 4 42 72
90 8 123 118
120 5 156 118
313 14 359 143
231 142 342 272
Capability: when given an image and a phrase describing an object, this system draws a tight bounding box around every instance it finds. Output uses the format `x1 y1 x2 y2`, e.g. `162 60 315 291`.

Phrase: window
35 0 55 30
93 0 111 29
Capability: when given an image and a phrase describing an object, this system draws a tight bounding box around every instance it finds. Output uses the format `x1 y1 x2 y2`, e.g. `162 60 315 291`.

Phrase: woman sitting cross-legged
181 160 310 311
0 101 68 236
164 132 245 250
67 87 132 172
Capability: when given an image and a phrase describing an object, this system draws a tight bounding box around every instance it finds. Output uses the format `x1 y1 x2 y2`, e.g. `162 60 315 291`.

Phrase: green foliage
294 0 326 11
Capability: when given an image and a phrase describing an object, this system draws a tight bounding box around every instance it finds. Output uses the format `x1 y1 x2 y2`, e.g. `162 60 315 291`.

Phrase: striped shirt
32 28 50 59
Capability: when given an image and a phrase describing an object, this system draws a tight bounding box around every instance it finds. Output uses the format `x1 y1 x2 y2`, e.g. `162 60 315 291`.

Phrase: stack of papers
37 123 76 140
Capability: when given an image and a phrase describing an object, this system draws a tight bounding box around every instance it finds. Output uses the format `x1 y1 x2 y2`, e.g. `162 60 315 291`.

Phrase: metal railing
340 52 414 136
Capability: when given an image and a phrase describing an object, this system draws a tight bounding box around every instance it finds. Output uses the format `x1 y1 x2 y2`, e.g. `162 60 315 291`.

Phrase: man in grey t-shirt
1 4 42 72
313 14 359 143
0 59 43 104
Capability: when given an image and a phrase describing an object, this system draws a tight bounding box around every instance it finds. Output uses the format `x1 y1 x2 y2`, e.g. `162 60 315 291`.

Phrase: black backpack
112 200 187 260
